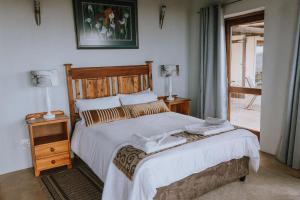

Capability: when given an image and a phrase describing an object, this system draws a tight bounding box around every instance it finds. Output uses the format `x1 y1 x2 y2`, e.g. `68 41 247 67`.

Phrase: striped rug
41 165 103 200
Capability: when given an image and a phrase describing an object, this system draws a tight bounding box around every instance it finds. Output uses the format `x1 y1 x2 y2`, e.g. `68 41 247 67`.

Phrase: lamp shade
161 65 179 77
31 69 59 87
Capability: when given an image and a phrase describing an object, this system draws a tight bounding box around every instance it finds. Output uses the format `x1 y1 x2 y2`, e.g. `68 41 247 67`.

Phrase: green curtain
197 5 228 119
276 7 300 169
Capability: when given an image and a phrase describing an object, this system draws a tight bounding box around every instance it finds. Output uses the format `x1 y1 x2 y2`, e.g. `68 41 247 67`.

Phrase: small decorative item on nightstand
25 110 72 177
159 96 191 115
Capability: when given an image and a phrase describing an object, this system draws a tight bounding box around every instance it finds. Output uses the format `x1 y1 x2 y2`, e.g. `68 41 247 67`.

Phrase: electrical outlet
20 139 30 148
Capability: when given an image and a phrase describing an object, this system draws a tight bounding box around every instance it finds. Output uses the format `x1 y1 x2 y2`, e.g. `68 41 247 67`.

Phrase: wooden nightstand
25 110 72 176
159 96 191 115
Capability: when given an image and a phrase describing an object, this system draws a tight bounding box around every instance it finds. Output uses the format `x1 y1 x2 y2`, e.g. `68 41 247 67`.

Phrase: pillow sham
81 106 131 127
119 92 158 106
117 88 151 97
125 100 170 118
75 96 121 112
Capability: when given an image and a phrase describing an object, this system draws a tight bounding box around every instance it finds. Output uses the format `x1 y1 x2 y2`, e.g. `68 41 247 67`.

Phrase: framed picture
73 0 139 49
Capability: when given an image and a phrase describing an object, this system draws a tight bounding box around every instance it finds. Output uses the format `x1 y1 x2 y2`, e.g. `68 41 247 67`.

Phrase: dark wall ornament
34 0 41 26
159 4 166 29
73 0 139 49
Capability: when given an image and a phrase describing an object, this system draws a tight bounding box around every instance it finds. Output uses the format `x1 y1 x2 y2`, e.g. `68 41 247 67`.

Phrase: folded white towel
205 117 227 125
131 130 186 154
132 133 167 144
185 121 234 136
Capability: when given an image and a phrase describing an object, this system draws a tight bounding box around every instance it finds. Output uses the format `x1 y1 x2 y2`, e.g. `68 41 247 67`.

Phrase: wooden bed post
64 64 76 129
146 61 153 90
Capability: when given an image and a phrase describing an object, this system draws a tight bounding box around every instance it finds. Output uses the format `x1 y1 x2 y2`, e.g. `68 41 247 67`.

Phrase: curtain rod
197 0 243 13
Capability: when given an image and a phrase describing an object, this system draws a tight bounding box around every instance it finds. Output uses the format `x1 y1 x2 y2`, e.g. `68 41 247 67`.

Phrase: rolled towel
131 130 186 154
185 121 234 136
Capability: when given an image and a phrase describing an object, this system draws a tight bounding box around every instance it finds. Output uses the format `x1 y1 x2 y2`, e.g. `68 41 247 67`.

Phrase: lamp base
167 95 174 101
43 112 55 120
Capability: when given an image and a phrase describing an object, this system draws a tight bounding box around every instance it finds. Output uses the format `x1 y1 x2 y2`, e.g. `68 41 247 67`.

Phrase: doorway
225 11 264 138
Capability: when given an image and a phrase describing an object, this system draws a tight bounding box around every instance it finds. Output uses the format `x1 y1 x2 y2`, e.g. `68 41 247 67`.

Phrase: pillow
81 107 131 127
119 92 158 106
125 100 170 118
117 89 151 97
75 96 121 112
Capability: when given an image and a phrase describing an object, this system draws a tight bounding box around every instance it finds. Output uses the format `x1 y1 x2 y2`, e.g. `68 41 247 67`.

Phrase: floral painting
73 0 138 49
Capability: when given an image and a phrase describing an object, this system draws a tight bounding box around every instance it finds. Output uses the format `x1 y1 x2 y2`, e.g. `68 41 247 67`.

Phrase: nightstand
25 110 72 176
159 96 191 115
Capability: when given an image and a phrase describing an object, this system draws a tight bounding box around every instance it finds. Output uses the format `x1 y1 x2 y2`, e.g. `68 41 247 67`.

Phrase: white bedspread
71 112 260 200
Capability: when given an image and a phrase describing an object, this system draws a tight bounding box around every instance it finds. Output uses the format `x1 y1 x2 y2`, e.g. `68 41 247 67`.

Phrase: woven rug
41 165 104 200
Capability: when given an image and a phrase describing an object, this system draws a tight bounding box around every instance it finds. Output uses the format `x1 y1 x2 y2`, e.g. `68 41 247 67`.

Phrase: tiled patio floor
230 95 261 131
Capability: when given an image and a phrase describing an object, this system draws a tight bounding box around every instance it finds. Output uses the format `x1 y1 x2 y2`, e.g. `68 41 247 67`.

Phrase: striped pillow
81 107 131 127
125 100 170 118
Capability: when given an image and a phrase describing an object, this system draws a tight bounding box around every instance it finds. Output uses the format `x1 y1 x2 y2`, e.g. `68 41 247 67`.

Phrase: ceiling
232 22 264 37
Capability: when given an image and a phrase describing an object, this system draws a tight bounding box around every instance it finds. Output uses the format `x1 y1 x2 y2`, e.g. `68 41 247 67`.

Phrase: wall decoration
33 0 41 26
73 0 139 49
159 4 166 29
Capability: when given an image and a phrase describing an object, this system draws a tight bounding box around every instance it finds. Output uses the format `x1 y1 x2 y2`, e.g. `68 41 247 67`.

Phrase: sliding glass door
225 11 264 138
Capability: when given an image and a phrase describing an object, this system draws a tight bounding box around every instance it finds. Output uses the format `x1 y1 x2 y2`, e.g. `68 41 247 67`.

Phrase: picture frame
73 0 139 49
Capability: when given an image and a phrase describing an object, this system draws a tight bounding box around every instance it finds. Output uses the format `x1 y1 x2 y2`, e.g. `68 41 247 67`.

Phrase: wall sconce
159 4 166 29
33 0 41 26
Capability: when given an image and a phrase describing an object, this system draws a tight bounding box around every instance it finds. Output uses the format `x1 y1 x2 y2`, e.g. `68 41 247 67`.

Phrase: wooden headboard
64 61 153 128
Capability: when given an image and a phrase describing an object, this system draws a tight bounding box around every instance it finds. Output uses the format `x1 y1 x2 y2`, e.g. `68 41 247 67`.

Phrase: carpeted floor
0 153 299 200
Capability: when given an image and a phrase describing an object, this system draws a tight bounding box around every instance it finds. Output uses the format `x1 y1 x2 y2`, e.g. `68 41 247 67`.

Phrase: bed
64 61 260 200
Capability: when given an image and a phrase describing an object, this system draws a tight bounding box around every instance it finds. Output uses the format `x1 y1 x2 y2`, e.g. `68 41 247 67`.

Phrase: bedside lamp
161 65 179 101
31 69 58 120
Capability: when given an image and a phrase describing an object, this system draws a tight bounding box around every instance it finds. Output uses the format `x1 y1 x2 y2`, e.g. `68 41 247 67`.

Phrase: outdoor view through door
226 11 264 136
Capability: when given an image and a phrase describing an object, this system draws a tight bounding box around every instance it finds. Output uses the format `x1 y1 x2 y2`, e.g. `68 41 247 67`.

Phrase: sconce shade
161 65 180 77
31 69 58 87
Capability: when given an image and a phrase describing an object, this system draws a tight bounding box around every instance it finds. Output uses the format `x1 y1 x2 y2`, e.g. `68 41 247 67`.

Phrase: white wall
246 36 258 81
230 35 259 87
0 0 191 175
189 0 299 155
231 35 244 86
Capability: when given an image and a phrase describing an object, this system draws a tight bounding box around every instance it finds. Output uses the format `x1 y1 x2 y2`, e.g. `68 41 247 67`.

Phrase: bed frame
64 61 153 128
64 61 249 200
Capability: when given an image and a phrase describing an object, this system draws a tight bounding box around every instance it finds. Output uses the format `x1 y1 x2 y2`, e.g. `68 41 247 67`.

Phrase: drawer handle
51 160 56 164
50 147 55 152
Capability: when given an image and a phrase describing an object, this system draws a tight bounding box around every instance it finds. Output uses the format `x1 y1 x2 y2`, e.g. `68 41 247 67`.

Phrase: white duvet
71 112 260 200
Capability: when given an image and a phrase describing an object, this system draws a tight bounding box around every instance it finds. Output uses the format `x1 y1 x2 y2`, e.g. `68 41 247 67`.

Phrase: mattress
71 112 260 200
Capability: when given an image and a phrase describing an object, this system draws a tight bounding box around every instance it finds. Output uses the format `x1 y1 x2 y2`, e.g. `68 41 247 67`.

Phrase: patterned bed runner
113 131 228 180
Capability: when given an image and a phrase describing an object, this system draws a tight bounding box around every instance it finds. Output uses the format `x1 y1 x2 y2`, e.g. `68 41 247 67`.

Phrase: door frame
225 11 264 135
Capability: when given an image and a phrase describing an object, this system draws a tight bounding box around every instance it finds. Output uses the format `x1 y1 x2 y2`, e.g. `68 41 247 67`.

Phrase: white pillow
119 92 158 105
117 88 151 97
75 96 121 112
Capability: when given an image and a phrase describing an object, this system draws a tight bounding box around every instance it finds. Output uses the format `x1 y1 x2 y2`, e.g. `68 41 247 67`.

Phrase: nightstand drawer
35 140 69 159
36 153 70 171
